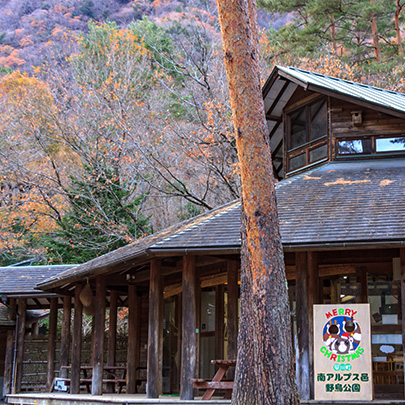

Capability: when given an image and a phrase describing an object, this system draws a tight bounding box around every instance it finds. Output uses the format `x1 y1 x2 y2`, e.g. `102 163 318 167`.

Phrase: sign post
314 304 373 400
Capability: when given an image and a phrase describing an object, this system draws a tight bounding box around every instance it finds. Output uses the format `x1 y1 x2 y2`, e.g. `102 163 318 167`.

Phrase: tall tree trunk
370 0 381 62
330 14 338 56
395 0 404 56
216 0 299 403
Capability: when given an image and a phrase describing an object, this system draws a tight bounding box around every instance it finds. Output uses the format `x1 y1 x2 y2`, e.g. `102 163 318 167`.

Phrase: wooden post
60 296 71 378
46 298 58 391
176 293 182 391
127 284 140 394
92 276 106 395
295 252 310 400
227 261 238 379
180 255 197 400
71 284 83 394
106 290 118 393
31 322 39 337
3 330 14 395
14 298 27 393
3 299 16 396
401 248 405 398
147 259 163 398
307 252 319 399
215 285 225 361
195 268 201 379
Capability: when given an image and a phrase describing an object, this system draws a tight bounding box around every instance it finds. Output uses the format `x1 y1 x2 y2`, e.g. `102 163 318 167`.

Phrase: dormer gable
263 66 405 179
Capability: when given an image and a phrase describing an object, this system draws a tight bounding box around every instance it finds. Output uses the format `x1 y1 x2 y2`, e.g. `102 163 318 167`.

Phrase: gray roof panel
0 265 77 295
277 66 405 115
39 159 405 290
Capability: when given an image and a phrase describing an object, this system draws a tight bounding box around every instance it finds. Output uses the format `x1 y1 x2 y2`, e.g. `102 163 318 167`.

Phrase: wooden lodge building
4 66 405 403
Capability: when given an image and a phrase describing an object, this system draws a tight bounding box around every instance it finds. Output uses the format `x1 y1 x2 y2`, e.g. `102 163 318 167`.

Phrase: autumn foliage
0 1 403 264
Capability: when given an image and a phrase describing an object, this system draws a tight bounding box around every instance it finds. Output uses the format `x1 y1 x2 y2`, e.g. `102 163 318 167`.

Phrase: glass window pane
376 137 405 152
309 144 327 163
338 139 372 154
290 108 307 149
201 289 215 332
289 153 306 171
310 101 327 141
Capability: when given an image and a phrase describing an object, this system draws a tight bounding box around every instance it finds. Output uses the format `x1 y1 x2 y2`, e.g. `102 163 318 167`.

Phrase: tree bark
370 0 381 62
216 0 299 402
395 0 404 56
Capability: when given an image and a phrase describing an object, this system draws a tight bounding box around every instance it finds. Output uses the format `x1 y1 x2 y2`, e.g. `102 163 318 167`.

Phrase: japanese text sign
314 304 373 400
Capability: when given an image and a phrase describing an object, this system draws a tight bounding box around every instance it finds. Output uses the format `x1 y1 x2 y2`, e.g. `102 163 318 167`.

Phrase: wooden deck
6 393 405 405
6 393 232 405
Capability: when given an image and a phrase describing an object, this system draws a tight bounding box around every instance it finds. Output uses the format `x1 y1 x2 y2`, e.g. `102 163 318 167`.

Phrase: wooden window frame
285 97 329 175
335 133 405 159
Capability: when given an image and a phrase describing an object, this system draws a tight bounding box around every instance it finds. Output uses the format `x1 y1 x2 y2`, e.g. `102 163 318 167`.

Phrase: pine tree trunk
330 15 338 56
395 0 404 56
216 0 299 403
370 0 381 62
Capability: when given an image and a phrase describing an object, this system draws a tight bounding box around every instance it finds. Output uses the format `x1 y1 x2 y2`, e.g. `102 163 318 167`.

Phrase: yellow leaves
20 36 34 48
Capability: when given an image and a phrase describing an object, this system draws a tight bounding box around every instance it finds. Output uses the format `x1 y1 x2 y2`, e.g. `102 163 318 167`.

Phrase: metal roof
277 66 405 115
38 158 405 290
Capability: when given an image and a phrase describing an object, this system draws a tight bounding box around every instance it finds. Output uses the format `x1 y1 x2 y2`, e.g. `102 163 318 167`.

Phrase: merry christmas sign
314 304 373 400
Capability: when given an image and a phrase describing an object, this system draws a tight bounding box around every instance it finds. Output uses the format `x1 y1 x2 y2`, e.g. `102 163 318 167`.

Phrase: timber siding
330 98 405 137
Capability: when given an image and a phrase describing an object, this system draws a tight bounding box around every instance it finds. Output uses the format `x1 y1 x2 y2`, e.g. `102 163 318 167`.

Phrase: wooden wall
330 98 404 138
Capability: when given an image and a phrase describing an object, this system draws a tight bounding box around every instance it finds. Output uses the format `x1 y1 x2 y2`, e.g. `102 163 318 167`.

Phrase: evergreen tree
45 165 151 264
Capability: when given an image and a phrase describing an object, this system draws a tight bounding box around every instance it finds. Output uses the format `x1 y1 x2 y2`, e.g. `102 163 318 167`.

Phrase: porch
6 392 405 405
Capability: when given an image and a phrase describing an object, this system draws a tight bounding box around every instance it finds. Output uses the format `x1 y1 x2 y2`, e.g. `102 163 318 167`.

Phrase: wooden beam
92 276 106 395
127 284 140 394
295 252 310 400
46 298 58 391
106 290 118 393
71 284 83 394
164 283 182 299
227 261 238 377
200 273 227 288
147 259 163 398
14 298 27 393
307 252 319 400
266 79 290 116
180 255 197 400
3 299 16 396
59 296 71 378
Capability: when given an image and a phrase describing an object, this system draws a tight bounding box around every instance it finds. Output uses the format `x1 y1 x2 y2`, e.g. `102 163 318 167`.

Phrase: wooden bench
192 360 236 400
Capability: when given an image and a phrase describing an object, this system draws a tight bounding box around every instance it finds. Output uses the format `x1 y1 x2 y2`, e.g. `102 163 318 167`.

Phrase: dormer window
285 98 328 173
336 135 405 156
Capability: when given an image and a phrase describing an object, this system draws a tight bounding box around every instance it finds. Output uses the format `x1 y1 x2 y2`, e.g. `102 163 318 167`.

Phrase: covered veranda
7 158 405 403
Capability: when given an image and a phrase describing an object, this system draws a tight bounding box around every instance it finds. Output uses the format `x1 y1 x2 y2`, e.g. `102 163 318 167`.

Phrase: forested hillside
0 0 403 265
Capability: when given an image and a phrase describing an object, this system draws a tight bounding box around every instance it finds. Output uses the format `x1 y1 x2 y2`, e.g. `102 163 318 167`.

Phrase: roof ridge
284 66 405 97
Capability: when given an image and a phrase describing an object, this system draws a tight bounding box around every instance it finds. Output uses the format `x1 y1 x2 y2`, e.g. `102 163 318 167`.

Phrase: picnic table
192 360 236 400
52 365 127 393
